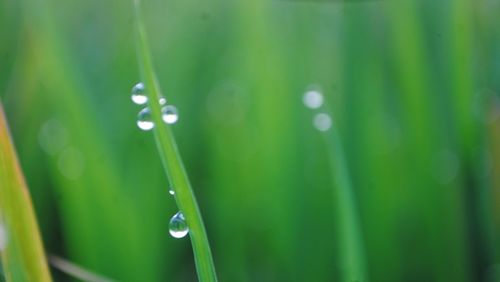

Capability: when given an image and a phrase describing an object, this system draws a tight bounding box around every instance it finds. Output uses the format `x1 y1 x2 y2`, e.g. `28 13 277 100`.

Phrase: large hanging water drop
131 82 147 105
169 212 188 238
161 105 179 124
137 108 154 131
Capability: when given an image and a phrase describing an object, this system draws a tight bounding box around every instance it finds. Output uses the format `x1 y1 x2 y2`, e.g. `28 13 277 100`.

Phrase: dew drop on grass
303 89 324 109
313 113 332 132
161 105 179 124
169 212 188 238
0 224 7 251
137 108 154 130
131 82 147 105
159 96 167 105
169 187 175 195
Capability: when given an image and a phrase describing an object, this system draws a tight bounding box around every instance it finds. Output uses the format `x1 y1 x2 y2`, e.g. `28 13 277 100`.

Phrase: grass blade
323 125 367 281
49 255 115 282
311 99 367 280
0 102 52 282
132 1 218 281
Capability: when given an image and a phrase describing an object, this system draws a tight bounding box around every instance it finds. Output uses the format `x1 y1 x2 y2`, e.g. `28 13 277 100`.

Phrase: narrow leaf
132 1 218 281
0 102 52 282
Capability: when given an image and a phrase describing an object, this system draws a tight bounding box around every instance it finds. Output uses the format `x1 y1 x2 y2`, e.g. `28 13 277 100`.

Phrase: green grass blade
132 1 217 281
0 102 52 282
322 115 367 281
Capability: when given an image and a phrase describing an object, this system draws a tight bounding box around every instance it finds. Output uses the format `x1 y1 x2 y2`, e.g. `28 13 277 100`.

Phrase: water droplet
169 212 188 238
161 105 179 124
169 187 175 195
313 113 332 132
137 108 155 130
303 89 324 109
0 224 7 251
131 82 147 105
159 96 167 105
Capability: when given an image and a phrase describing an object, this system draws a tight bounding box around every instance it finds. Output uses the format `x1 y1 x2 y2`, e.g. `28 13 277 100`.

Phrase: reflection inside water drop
161 105 179 124
169 187 175 195
169 212 188 238
314 113 332 132
131 82 147 105
137 108 154 131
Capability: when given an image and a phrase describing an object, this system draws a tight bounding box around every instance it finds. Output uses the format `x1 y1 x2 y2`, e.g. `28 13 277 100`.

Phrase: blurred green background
1 0 500 281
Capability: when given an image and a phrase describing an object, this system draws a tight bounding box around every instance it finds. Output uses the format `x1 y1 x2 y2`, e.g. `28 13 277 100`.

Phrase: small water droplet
169 212 188 238
0 224 7 251
131 82 147 105
169 187 175 195
159 96 167 105
161 105 179 124
137 108 155 130
303 89 324 109
313 113 332 132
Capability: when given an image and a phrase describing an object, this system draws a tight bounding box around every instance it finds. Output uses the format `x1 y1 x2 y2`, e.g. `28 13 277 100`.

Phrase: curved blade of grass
0 102 52 282
49 255 115 282
132 1 217 281
318 109 367 281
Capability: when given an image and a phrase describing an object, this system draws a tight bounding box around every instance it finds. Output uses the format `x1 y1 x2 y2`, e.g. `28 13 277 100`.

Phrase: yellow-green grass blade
0 102 52 282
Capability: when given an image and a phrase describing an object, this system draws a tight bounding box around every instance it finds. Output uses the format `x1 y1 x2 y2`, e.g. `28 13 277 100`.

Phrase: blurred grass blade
0 102 52 282
323 117 367 281
49 255 115 282
280 0 381 3
133 1 218 281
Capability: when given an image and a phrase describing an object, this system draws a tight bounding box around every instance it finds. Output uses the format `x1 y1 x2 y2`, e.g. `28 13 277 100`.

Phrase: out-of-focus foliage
1 0 499 281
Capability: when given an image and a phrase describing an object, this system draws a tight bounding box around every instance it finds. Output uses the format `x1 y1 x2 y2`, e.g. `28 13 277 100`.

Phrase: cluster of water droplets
131 82 188 239
131 82 179 131
303 87 332 132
